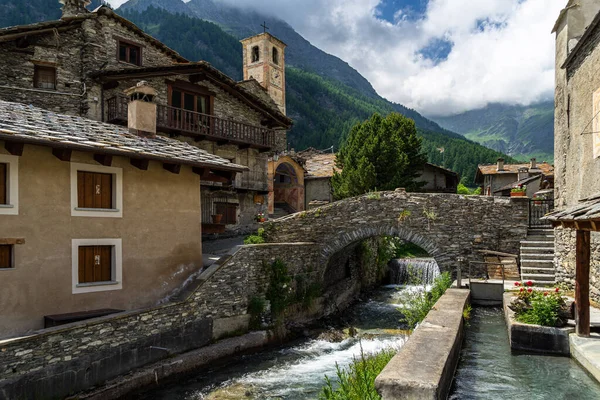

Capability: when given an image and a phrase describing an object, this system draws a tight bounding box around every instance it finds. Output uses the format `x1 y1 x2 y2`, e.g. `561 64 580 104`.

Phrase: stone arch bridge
262 190 529 273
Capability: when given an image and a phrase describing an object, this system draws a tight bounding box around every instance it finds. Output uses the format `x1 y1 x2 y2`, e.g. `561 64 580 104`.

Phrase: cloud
106 0 564 116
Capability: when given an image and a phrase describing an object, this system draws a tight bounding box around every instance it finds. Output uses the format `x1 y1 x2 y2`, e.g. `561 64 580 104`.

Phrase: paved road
202 236 245 267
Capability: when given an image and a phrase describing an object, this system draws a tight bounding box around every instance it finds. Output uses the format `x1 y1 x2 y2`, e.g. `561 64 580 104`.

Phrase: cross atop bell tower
240 30 287 115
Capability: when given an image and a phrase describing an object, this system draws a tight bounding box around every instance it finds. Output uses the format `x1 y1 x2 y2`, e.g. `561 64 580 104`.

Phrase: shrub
244 228 265 244
511 286 567 327
266 259 292 316
398 272 453 329
319 345 397 400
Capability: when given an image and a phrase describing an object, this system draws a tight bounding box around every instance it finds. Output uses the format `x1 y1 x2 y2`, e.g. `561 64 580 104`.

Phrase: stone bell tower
240 32 287 115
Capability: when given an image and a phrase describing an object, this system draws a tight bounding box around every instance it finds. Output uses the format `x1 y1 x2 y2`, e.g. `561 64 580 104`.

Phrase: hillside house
0 0 292 236
547 0 600 335
0 96 245 338
475 158 554 197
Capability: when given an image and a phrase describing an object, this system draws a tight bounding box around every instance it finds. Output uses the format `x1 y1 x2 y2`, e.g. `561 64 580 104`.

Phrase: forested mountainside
431 102 555 163
0 0 516 184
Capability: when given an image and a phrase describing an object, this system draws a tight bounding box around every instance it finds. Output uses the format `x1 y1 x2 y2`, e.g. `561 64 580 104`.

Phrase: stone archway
267 156 305 215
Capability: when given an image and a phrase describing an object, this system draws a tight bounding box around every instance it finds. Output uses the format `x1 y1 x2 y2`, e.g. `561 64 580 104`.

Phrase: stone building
0 96 245 338
552 0 600 303
0 0 292 236
475 158 554 197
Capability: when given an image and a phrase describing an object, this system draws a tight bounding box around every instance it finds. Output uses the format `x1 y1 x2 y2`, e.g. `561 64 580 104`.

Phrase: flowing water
450 307 600 399
388 257 440 285
132 286 412 400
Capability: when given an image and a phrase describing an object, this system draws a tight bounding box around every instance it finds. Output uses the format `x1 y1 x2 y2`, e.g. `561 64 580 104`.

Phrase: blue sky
107 0 566 116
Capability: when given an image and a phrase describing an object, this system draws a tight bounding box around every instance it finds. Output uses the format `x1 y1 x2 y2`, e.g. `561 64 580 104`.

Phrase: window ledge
0 204 14 209
76 281 119 288
0 268 15 271
74 208 120 212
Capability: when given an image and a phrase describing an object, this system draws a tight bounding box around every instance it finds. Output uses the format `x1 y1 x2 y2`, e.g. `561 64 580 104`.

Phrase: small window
71 163 122 218
0 155 18 215
118 41 142 66
0 163 6 205
78 245 112 284
252 46 260 63
215 203 237 225
77 171 113 209
0 245 13 269
272 47 279 65
33 65 56 90
72 238 122 294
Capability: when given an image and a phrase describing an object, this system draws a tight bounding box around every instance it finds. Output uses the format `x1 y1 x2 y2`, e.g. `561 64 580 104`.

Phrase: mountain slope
0 0 516 184
430 102 554 162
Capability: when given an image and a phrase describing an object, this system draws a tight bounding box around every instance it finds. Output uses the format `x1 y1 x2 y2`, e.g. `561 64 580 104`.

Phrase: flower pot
259 217 265 223
211 214 223 224
510 192 526 197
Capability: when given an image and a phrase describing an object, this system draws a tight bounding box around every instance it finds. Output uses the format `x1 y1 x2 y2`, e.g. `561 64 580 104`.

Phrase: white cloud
107 0 565 116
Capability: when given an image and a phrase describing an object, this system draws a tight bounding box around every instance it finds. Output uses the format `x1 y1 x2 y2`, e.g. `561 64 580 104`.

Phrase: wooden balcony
107 96 275 151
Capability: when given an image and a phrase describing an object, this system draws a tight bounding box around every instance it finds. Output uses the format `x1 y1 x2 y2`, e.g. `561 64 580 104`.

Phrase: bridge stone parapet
263 191 529 272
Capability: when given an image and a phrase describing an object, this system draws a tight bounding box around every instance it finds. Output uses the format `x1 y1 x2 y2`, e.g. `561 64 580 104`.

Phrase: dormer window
252 46 260 63
273 47 279 65
118 40 142 66
33 65 56 90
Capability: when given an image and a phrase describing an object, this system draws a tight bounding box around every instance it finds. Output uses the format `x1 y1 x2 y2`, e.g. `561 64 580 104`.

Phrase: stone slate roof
0 7 187 63
0 100 246 172
303 153 338 178
544 193 600 223
477 162 554 176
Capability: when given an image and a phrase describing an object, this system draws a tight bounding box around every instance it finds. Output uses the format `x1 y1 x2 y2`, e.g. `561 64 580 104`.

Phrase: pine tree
331 113 427 199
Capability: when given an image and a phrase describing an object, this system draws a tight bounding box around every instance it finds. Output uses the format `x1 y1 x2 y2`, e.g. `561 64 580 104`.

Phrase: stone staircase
520 228 556 285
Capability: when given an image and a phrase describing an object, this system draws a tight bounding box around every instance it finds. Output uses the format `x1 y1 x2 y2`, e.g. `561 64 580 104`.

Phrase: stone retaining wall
375 289 470 400
0 243 320 400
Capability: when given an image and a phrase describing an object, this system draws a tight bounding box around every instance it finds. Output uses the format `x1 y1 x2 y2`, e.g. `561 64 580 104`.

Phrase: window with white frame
0 154 19 215
72 238 122 294
71 163 122 217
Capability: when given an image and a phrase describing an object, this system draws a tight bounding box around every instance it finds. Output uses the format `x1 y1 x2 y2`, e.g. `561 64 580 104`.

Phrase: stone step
526 235 555 241
527 229 554 235
520 240 554 247
521 267 555 273
520 260 554 266
521 273 556 281
520 253 554 259
520 247 555 254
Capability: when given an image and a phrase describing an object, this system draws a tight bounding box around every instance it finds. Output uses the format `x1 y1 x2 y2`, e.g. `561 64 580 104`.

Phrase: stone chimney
530 158 538 170
496 158 505 172
518 167 529 181
125 81 157 139
59 0 91 18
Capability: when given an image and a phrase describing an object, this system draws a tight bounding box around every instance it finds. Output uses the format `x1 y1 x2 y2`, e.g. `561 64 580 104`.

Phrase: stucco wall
305 178 332 205
0 143 202 338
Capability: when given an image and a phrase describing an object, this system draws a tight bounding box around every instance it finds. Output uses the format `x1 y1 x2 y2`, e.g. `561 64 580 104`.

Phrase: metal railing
529 198 554 227
106 96 275 149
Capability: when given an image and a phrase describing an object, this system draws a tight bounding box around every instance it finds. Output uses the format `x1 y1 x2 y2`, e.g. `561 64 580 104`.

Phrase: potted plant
510 185 527 197
255 212 265 223
532 195 542 205
211 214 223 224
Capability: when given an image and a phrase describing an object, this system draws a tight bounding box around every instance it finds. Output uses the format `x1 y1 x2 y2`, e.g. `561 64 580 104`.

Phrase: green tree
331 113 427 199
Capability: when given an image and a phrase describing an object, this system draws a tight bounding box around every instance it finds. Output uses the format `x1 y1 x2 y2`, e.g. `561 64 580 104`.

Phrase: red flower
544 292 548 296
526 281 533 287
555 288 560 293
514 282 521 287
520 288 524 292
527 288 533 293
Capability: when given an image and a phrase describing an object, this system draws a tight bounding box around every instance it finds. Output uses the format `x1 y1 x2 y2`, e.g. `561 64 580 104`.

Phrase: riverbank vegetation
319 346 397 400
399 272 453 329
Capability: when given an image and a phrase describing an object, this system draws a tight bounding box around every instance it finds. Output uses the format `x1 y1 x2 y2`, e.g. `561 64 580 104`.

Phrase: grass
398 272 453 329
319 345 396 400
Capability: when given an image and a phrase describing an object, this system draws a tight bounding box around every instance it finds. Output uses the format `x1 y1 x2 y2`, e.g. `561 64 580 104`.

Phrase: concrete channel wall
375 289 470 400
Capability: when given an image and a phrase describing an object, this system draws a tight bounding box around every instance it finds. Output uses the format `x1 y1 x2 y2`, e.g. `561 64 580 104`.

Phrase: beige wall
0 143 202 338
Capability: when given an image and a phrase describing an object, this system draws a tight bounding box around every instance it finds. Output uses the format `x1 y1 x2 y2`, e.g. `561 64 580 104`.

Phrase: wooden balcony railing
106 96 275 150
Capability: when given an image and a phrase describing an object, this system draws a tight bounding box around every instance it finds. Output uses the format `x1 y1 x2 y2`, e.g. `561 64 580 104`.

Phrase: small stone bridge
263 190 529 272
0 191 530 400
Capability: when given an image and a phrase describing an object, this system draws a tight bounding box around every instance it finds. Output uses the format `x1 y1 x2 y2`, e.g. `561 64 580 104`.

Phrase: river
132 285 413 400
